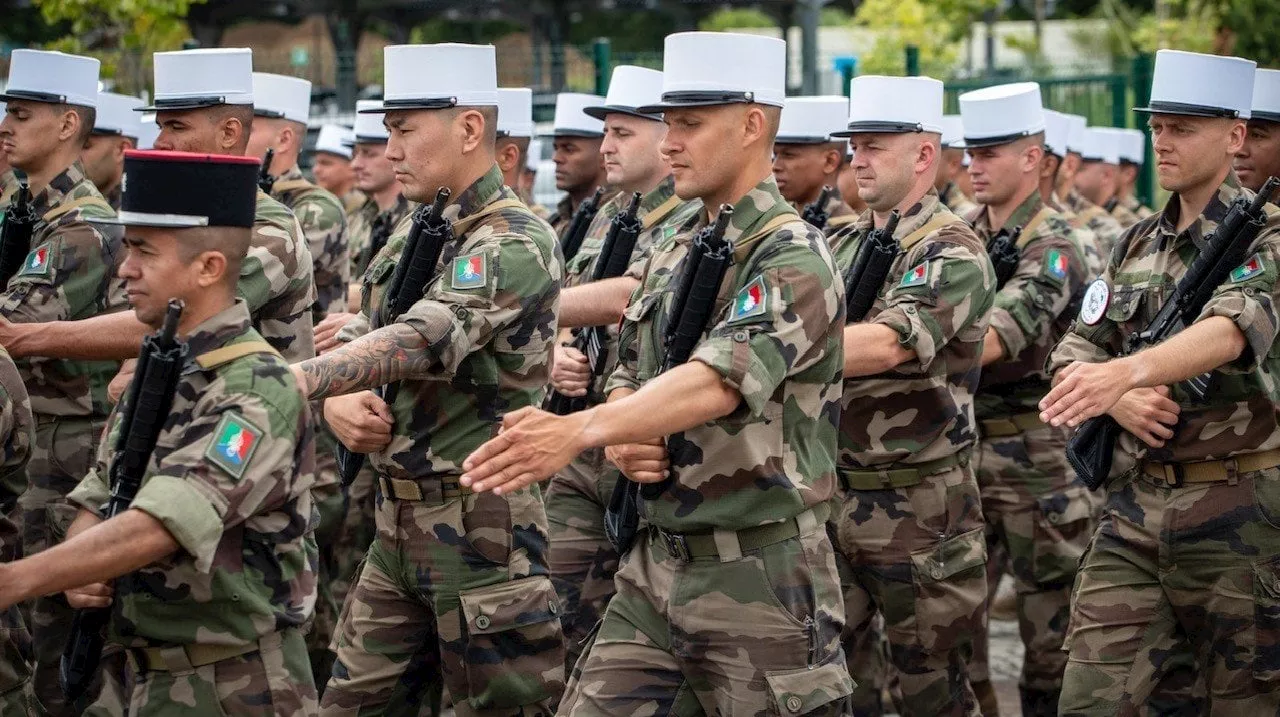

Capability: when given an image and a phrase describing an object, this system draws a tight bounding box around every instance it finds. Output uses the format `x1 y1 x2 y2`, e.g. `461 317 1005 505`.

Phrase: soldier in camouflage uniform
312 125 366 216
544 65 702 674
79 92 143 211
1234 68 1280 196
549 93 613 238
957 84 1094 717
0 149 319 716
496 88 535 196
1115 129 1155 224
1054 118 1127 259
0 50 128 716
293 43 565 716
1039 110 1107 279
772 96 857 234
1042 49 1280 715
937 115 981 218
1073 127 1141 245
462 32 854 716
0 346 36 715
823 76 994 717
247 71 351 693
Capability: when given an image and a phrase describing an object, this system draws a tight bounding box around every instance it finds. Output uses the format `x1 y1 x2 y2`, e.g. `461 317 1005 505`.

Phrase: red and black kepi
96 150 260 229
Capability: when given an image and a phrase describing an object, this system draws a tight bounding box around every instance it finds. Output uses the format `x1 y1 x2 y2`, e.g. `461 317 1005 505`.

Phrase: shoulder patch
451 252 488 290
899 261 931 288
205 412 263 480
1079 279 1110 326
1045 248 1069 281
730 275 769 322
18 243 51 277
1230 253 1265 283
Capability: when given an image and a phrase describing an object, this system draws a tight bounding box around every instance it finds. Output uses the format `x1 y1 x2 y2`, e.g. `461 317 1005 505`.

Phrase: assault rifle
843 210 900 322
0 182 37 286
560 187 605 262
801 186 835 232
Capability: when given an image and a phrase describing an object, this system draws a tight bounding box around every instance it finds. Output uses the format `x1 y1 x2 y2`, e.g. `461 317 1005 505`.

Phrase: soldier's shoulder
255 191 300 228
203 338 303 412
287 184 344 217
925 211 985 253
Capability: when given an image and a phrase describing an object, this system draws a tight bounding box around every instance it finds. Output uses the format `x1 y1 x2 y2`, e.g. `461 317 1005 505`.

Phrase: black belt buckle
660 530 692 561
1169 463 1186 488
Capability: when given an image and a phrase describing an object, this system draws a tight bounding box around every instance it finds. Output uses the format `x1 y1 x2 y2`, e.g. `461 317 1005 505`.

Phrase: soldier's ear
194 250 229 289
1227 119 1247 157
457 109 487 154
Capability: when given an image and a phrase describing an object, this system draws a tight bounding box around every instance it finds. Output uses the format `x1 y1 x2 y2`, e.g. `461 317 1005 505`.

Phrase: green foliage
1223 0 1280 66
852 0 979 76
698 8 775 31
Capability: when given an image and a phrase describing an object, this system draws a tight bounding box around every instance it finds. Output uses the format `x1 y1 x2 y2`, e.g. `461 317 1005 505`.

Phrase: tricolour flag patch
730 275 769 322
899 262 930 288
205 412 263 479
1045 248 1069 281
451 252 487 290
1230 253 1265 283
19 243 50 277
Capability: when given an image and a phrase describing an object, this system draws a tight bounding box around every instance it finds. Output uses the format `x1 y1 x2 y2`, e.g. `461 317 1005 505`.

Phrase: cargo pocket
1252 555 1280 683
1031 486 1096 586
909 526 987 654
458 575 565 710
764 656 855 715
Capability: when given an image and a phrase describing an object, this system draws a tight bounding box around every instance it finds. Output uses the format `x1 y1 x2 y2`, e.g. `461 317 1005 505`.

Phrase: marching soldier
291 43 566 715
544 64 701 673
0 49 127 715
0 149 319 715
1074 128 1142 233
1235 67 1280 194
937 115 980 217
0 343 35 714
79 92 144 211
960 83 1093 717
461 31 854 716
1116 129 1155 222
548 93 612 237
1044 49 1280 715
1093 128 1144 228
826 75 994 717
1040 110 1107 278
1056 116 1126 258
496 87 536 196
311 124 365 216
772 95 857 233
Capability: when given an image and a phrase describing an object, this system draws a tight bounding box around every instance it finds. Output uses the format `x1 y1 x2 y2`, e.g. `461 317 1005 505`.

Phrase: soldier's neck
986 180 1039 230
1176 162 1233 234
701 156 774 219
174 296 235 338
17 144 80 195
618 166 666 197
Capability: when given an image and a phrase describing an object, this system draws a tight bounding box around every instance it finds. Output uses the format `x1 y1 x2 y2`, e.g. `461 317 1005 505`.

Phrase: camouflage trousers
558 507 854 717
309 420 347 694
333 464 377 604
125 628 317 716
545 447 621 674
829 462 986 717
0 509 35 715
20 414 107 717
320 479 565 716
971 423 1095 716
1059 466 1280 714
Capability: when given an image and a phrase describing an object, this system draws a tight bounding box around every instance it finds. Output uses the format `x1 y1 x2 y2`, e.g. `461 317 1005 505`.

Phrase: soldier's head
348 101 396 198
80 92 144 195
310 124 355 196
106 151 256 330
145 49 256 157
519 138 542 199
1117 128 1146 195
495 88 534 190
771 96 848 205
378 44 499 204
834 144 864 212
933 116 967 191
245 73 313 175
1234 68 1280 192
1137 50 1253 195
959 83 1047 208
0 50 100 178
841 77 945 214
650 32 787 207
551 93 608 198
586 67 670 195
1073 128 1124 205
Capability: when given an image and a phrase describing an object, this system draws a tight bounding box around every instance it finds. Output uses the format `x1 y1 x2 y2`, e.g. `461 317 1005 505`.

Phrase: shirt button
732 330 749 342
454 307 468 319
786 695 803 713
475 615 491 630
1048 512 1062 524
929 565 944 580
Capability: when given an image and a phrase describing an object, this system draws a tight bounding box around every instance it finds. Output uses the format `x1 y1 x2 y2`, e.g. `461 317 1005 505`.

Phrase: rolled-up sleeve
1196 232 1280 372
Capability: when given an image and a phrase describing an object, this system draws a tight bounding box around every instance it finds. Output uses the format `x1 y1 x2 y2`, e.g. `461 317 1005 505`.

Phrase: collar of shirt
974 188 1045 236
181 299 255 366
640 174 678 215
850 188 942 238
676 174 796 247
31 160 91 216
1153 171 1244 251
442 164 508 228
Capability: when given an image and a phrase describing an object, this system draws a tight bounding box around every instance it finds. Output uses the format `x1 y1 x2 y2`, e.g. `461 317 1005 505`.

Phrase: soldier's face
384 109 458 203
79 134 131 191
772 143 833 204
848 132 921 212
1149 114 1245 194
835 157 863 212
312 152 354 194
0 100 69 171
154 110 221 154
967 139 1040 206
600 114 667 190
661 105 749 201
1073 161 1116 205
351 142 396 195
118 227 201 328
553 137 604 193
1234 119 1280 192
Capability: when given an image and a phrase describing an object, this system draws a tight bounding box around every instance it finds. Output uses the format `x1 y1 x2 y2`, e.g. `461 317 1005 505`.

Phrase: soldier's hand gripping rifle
843 210 900 322
986 226 1023 290
604 206 734 554
560 187 605 263
257 148 276 194
1066 177 1279 490
0 182 38 286
336 188 453 486
60 300 188 702
801 186 835 232
546 192 643 416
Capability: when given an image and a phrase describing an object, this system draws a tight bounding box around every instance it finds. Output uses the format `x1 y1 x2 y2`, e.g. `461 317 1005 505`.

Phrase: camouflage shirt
1 161 125 419
794 190 858 239
939 181 980 219
1047 192 1108 279
1065 188 1126 259
247 191 317 362
0 347 32 513
550 189 620 242
340 189 367 218
967 190 1089 418
828 191 995 467
1107 196 1143 229
67 300 317 649
1121 194 1155 221
271 166 349 321
1050 174 1280 464
605 176 845 532
338 164 561 480
347 194 412 282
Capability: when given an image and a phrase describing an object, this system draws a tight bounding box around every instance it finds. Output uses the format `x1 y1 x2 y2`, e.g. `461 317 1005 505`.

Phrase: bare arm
843 324 915 377
1 312 146 361
558 277 640 329
980 327 1006 366
294 323 434 400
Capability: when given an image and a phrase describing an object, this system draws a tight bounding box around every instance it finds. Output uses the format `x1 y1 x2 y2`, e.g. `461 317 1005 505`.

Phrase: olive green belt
1140 448 1280 487
650 502 830 562
979 411 1047 438
837 453 965 491
378 475 472 503
126 631 286 673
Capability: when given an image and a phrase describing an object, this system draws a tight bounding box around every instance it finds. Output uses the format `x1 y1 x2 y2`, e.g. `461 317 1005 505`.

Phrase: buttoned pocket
1031 485 1097 586
908 526 987 654
457 576 565 710
1254 555 1280 683
764 656 855 715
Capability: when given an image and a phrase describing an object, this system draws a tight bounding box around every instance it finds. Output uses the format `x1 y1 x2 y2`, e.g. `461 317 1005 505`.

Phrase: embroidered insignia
205 412 262 479
730 275 768 322
451 252 487 290
899 262 930 288
1079 278 1110 326
1230 253 1265 283
1045 248 1069 281
19 243 50 276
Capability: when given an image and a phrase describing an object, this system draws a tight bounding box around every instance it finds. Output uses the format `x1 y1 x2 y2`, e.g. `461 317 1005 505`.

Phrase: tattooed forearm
297 324 436 400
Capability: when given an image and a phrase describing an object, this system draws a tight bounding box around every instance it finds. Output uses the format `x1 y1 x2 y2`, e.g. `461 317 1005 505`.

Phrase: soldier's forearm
980 327 1007 366
63 509 104 543
1126 316 1246 389
346 283 361 313
558 277 639 328
843 324 915 378
13 311 146 361
296 323 435 400
580 362 740 449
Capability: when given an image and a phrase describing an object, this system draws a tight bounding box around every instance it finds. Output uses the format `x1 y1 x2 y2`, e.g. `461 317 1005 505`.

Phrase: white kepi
1135 49 1255 119
142 48 253 111
1079 127 1121 165
939 115 965 150
957 82 1044 148
252 72 311 124
637 32 786 113
550 93 605 138
1119 129 1146 166
365 43 499 113
776 96 849 144
314 125 354 159
0 49 99 108
1251 67 1280 124
351 100 389 144
497 88 534 138
94 92 145 139
584 66 665 121
835 76 944 136
1042 109 1072 158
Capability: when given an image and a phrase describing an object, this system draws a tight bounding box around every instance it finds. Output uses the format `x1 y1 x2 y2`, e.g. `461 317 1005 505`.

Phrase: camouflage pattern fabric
1064 188 1125 260
0 347 36 714
322 165 565 715
246 190 317 363
939 182 980 220
826 191 995 716
346 194 411 285
340 189 367 218
65 300 318 715
1120 194 1154 222
1049 175 1280 712
1045 192 1107 280
272 165 350 321
1107 196 1143 229
549 194 574 240
4 161 126 716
